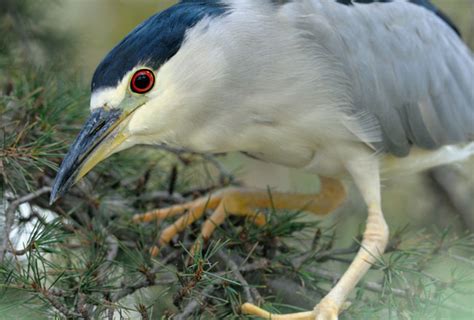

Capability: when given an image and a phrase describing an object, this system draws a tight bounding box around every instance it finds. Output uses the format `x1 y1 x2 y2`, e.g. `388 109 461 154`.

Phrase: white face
53 16 238 202
90 18 242 155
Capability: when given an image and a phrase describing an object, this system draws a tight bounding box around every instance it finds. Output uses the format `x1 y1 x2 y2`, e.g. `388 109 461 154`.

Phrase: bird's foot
133 177 345 256
132 187 267 256
241 297 339 320
313 298 340 320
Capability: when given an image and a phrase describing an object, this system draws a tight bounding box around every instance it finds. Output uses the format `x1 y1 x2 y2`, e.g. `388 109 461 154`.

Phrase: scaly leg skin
241 160 388 320
132 176 346 257
241 204 388 320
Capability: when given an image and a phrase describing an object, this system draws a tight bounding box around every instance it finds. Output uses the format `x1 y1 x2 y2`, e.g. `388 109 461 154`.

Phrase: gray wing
306 0 474 156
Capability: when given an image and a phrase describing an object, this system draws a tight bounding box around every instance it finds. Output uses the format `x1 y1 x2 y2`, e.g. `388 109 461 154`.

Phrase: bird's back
282 0 474 157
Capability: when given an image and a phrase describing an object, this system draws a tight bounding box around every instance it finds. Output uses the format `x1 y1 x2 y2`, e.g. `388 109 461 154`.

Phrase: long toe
313 298 339 320
241 303 315 320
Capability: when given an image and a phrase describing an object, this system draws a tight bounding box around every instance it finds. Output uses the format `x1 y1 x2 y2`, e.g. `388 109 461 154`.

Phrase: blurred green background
50 0 473 78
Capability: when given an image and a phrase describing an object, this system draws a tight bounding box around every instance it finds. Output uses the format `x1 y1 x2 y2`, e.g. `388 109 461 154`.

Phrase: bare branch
173 284 215 320
0 186 51 262
151 144 235 185
293 242 359 269
218 250 263 305
34 284 82 318
137 191 185 203
97 235 119 285
239 258 270 272
111 272 175 302
76 293 91 320
7 243 34 256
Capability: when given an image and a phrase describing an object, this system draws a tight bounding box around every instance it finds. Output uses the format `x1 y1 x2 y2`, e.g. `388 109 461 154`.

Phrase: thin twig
266 278 320 309
49 288 68 297
34 284 82 318
111 272 175 302
218 250 263 305
7 243 34 256
173 284 216 320
200 153 234 185
136 303 150 320
76 293 91 320
293 242 360 269
109 252 180 303
97 234 119 299
138 191 185 203
152 144 235 185
239 258 270 272
173 253 269 319
101 235 119 270
0 186 51 262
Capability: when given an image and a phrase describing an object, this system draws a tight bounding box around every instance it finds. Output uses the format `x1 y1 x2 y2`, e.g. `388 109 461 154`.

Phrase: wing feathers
306 0 474 155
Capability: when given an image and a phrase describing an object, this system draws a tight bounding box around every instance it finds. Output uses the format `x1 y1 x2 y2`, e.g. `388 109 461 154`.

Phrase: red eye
130 69 155 94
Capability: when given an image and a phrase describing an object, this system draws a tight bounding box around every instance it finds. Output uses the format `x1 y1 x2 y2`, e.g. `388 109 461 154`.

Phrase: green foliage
1 68 86 193
0 0 85 196
1 206 473 319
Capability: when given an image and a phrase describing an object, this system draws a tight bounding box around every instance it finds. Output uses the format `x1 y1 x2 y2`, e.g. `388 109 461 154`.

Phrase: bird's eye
130 69 155 94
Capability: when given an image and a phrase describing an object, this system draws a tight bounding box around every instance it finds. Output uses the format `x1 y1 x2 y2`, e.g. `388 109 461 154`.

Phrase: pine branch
111 270 175 303
173 283 216 320
0 186 51 262
218 250 263 305
32 283 82 319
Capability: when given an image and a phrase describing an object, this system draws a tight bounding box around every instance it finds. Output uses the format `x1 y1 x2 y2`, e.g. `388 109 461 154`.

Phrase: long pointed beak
50 107 129 204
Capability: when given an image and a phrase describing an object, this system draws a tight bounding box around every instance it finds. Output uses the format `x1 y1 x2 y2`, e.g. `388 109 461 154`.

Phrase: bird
50 0 474 319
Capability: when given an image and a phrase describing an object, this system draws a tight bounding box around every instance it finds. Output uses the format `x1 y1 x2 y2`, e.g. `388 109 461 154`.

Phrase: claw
133 188 270 257
132 195 220 223
149 245 160 257
133 181 345 261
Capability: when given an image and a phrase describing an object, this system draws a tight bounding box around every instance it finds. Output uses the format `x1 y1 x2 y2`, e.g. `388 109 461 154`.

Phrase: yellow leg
132 177 346 256
241 160 389 320
241 204 388 320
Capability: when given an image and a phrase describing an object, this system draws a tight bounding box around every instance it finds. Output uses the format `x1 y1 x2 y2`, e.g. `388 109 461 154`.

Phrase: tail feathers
381 142 474 177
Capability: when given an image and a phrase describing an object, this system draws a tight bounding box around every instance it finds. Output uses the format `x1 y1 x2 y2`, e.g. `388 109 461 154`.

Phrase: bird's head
50 0 340 203
50 1 233 203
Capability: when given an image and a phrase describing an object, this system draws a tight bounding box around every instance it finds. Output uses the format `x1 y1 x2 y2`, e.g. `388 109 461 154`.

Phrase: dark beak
50 108 123 204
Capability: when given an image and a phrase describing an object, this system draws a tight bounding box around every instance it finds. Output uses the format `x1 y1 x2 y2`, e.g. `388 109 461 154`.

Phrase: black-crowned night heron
50 0 474 319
